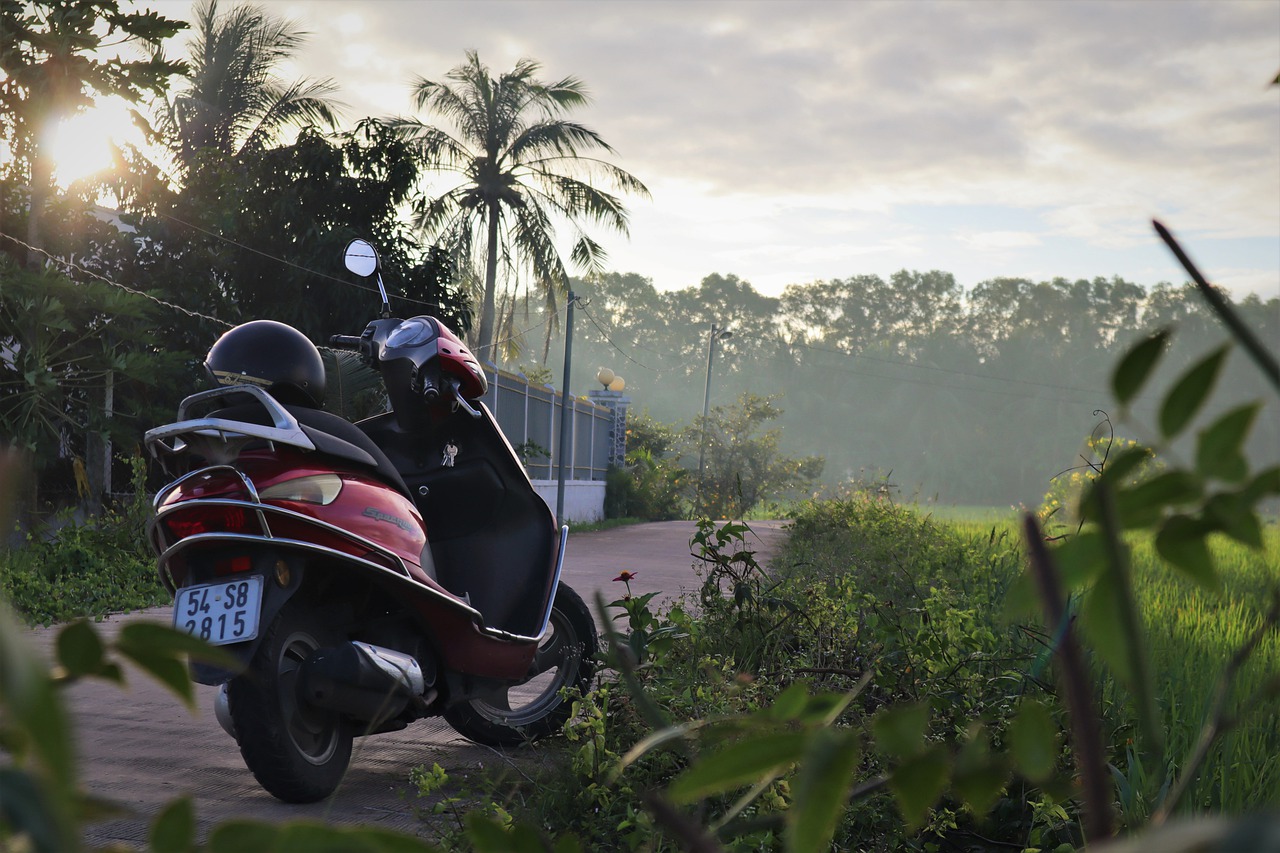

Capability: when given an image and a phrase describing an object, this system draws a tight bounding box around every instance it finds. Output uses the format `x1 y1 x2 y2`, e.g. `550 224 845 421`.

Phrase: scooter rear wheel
444 581 598 746
228 599 353 802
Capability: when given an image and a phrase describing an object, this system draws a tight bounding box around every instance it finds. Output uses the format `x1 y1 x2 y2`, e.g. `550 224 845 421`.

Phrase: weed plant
0 458 166 625
415 501 1057 851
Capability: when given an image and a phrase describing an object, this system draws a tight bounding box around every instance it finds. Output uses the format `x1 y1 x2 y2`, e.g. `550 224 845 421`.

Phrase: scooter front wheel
228 599 353 802
445 581 598 746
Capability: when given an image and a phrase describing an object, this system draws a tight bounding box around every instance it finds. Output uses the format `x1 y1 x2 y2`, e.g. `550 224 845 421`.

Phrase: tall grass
943 517 1280 815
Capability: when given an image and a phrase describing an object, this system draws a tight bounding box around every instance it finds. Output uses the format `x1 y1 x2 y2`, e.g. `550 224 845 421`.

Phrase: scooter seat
213 403 412 500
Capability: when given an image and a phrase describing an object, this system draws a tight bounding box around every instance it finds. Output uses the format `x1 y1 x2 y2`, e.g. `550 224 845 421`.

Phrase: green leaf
1115 471 1203 528
1203 493 1264 550
872 702 929 760
1112 329 1169 405
0 768 63 853
1155 515 1219 590
56 620 106 679
117 622 239 666
149 796 195 853
786 728 861 853
667 731 808 803
1081 567 1135 686
114 623 237 708
1007 700 1058 782
1241 466 1280 503
767 682 810 721
1007 532 1106 619
464 815 546 853
1159 346 1228 439
953 731 1009 820
887 745 950 831
0 607 76 842
1196 404 1259 483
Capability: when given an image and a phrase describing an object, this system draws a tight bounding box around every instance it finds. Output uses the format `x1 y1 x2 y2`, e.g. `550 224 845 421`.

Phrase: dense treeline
536 270 1279 506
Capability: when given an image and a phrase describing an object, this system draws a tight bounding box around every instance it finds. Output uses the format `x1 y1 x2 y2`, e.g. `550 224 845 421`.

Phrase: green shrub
1 458 165 625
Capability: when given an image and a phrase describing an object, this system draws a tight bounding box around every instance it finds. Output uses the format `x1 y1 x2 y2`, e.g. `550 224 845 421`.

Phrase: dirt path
15 520 788 847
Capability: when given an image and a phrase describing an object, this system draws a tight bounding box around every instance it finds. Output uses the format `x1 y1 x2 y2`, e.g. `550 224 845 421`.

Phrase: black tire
228 600 353 802
444 582 598 746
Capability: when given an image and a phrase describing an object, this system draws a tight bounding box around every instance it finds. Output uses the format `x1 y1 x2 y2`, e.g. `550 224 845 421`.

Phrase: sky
141 0 1280 302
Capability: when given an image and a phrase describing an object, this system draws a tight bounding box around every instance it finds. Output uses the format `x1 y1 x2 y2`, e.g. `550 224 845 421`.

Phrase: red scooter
144 240 597 803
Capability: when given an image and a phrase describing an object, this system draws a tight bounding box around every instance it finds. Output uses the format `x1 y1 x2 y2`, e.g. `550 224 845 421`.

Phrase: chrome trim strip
156 531 540 643
533 525 570 640
153 497 411 579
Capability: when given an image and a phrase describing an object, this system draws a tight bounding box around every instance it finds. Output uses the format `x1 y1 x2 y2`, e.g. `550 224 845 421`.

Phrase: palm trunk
26 148 52 269
477 201 501 358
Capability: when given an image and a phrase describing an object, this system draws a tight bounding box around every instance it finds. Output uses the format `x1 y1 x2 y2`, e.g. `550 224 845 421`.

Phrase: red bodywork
433 321 486 400
152 448 538 680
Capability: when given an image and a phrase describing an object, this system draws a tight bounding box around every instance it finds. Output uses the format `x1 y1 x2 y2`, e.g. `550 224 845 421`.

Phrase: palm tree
390 51 649 359
156 0 341 178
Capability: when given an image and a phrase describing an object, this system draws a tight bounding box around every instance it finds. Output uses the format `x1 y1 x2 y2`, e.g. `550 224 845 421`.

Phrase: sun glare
46 99 144 187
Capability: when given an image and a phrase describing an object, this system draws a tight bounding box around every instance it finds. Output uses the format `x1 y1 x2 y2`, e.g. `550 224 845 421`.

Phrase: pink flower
613 570 637 583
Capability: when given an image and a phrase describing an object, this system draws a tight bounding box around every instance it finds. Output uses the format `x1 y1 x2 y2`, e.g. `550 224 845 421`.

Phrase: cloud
149 0 1279 297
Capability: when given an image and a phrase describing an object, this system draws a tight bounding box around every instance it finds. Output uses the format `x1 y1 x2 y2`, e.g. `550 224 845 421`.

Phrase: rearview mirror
344 239 379 277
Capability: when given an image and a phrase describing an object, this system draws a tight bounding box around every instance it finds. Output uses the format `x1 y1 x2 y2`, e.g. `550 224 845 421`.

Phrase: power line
0 229 234 328
153 211 442 309
792 339 1104 396
576 301 660 372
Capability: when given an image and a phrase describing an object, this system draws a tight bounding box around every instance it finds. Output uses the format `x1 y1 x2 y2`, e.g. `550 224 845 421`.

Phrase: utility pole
555 290 577 527
696 322 732 515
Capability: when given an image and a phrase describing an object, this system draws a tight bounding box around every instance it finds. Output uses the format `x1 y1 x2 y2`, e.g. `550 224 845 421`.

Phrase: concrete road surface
15 520 788 848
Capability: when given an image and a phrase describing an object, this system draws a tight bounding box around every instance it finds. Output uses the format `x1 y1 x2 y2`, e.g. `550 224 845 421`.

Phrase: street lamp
696 322 733 515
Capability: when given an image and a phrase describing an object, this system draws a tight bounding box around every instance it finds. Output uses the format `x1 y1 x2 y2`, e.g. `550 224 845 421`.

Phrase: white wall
531 479 605 524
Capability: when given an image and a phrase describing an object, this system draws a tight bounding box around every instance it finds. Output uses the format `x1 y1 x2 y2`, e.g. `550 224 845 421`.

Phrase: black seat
212 403 411 499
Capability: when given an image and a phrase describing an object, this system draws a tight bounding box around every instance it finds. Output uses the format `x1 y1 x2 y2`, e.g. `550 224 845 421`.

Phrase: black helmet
205 320 326 408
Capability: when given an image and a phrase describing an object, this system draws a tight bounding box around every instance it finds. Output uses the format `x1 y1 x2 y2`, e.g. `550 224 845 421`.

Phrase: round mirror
344 239 379 277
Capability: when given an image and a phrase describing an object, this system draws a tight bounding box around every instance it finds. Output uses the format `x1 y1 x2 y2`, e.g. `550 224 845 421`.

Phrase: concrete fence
478 366 629 523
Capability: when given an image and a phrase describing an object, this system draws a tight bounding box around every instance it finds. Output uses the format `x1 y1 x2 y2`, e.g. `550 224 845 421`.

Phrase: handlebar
328 335 364 350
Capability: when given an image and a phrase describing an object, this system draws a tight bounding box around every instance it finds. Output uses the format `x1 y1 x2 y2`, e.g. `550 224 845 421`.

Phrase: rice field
941 514 1280 817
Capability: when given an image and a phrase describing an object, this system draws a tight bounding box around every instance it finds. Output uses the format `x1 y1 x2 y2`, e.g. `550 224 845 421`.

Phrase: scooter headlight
260 474 343 505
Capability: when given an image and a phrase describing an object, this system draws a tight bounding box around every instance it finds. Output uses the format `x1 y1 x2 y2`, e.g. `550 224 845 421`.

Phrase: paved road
16 520 788 847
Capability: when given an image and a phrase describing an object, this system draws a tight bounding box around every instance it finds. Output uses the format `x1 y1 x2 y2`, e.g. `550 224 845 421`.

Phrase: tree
686 393 823 519
151 0 340 181
0 0 185 265
391 50 649 359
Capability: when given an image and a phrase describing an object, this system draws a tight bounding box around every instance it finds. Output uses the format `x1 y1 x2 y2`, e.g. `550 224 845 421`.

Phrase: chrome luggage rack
144 385 315 467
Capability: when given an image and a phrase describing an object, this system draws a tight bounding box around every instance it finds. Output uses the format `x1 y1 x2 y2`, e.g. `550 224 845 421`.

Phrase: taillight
163 506 257 539
260 474 343 505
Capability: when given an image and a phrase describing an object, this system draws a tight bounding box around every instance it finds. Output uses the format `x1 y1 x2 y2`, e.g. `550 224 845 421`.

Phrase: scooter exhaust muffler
298 641 428 726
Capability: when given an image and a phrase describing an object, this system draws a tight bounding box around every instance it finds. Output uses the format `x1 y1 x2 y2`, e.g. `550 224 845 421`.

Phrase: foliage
0 0 186 264
389 50 650 358
687 393 823 520
320 346 386 422
0 457 167 625
542 270 1278 510
604 411 688 520
1038 422 1161 532
0 257 187 505
149 0 340 178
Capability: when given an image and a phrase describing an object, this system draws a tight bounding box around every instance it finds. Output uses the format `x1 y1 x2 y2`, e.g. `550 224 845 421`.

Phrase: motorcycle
144 239 597 803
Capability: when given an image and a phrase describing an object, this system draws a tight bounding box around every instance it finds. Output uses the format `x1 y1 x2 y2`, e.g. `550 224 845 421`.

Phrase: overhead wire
153 210 442 309
791 339 1106 396
0 229 235 328
575 300 660 372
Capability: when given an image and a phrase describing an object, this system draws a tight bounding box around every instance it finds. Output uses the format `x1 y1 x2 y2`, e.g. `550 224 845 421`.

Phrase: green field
942 517 1280 818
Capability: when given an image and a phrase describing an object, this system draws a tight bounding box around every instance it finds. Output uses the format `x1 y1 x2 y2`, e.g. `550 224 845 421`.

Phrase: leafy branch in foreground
1014 221 1280 846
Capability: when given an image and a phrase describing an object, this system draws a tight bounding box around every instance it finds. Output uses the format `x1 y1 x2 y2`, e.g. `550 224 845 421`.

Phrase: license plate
173 576 263 645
